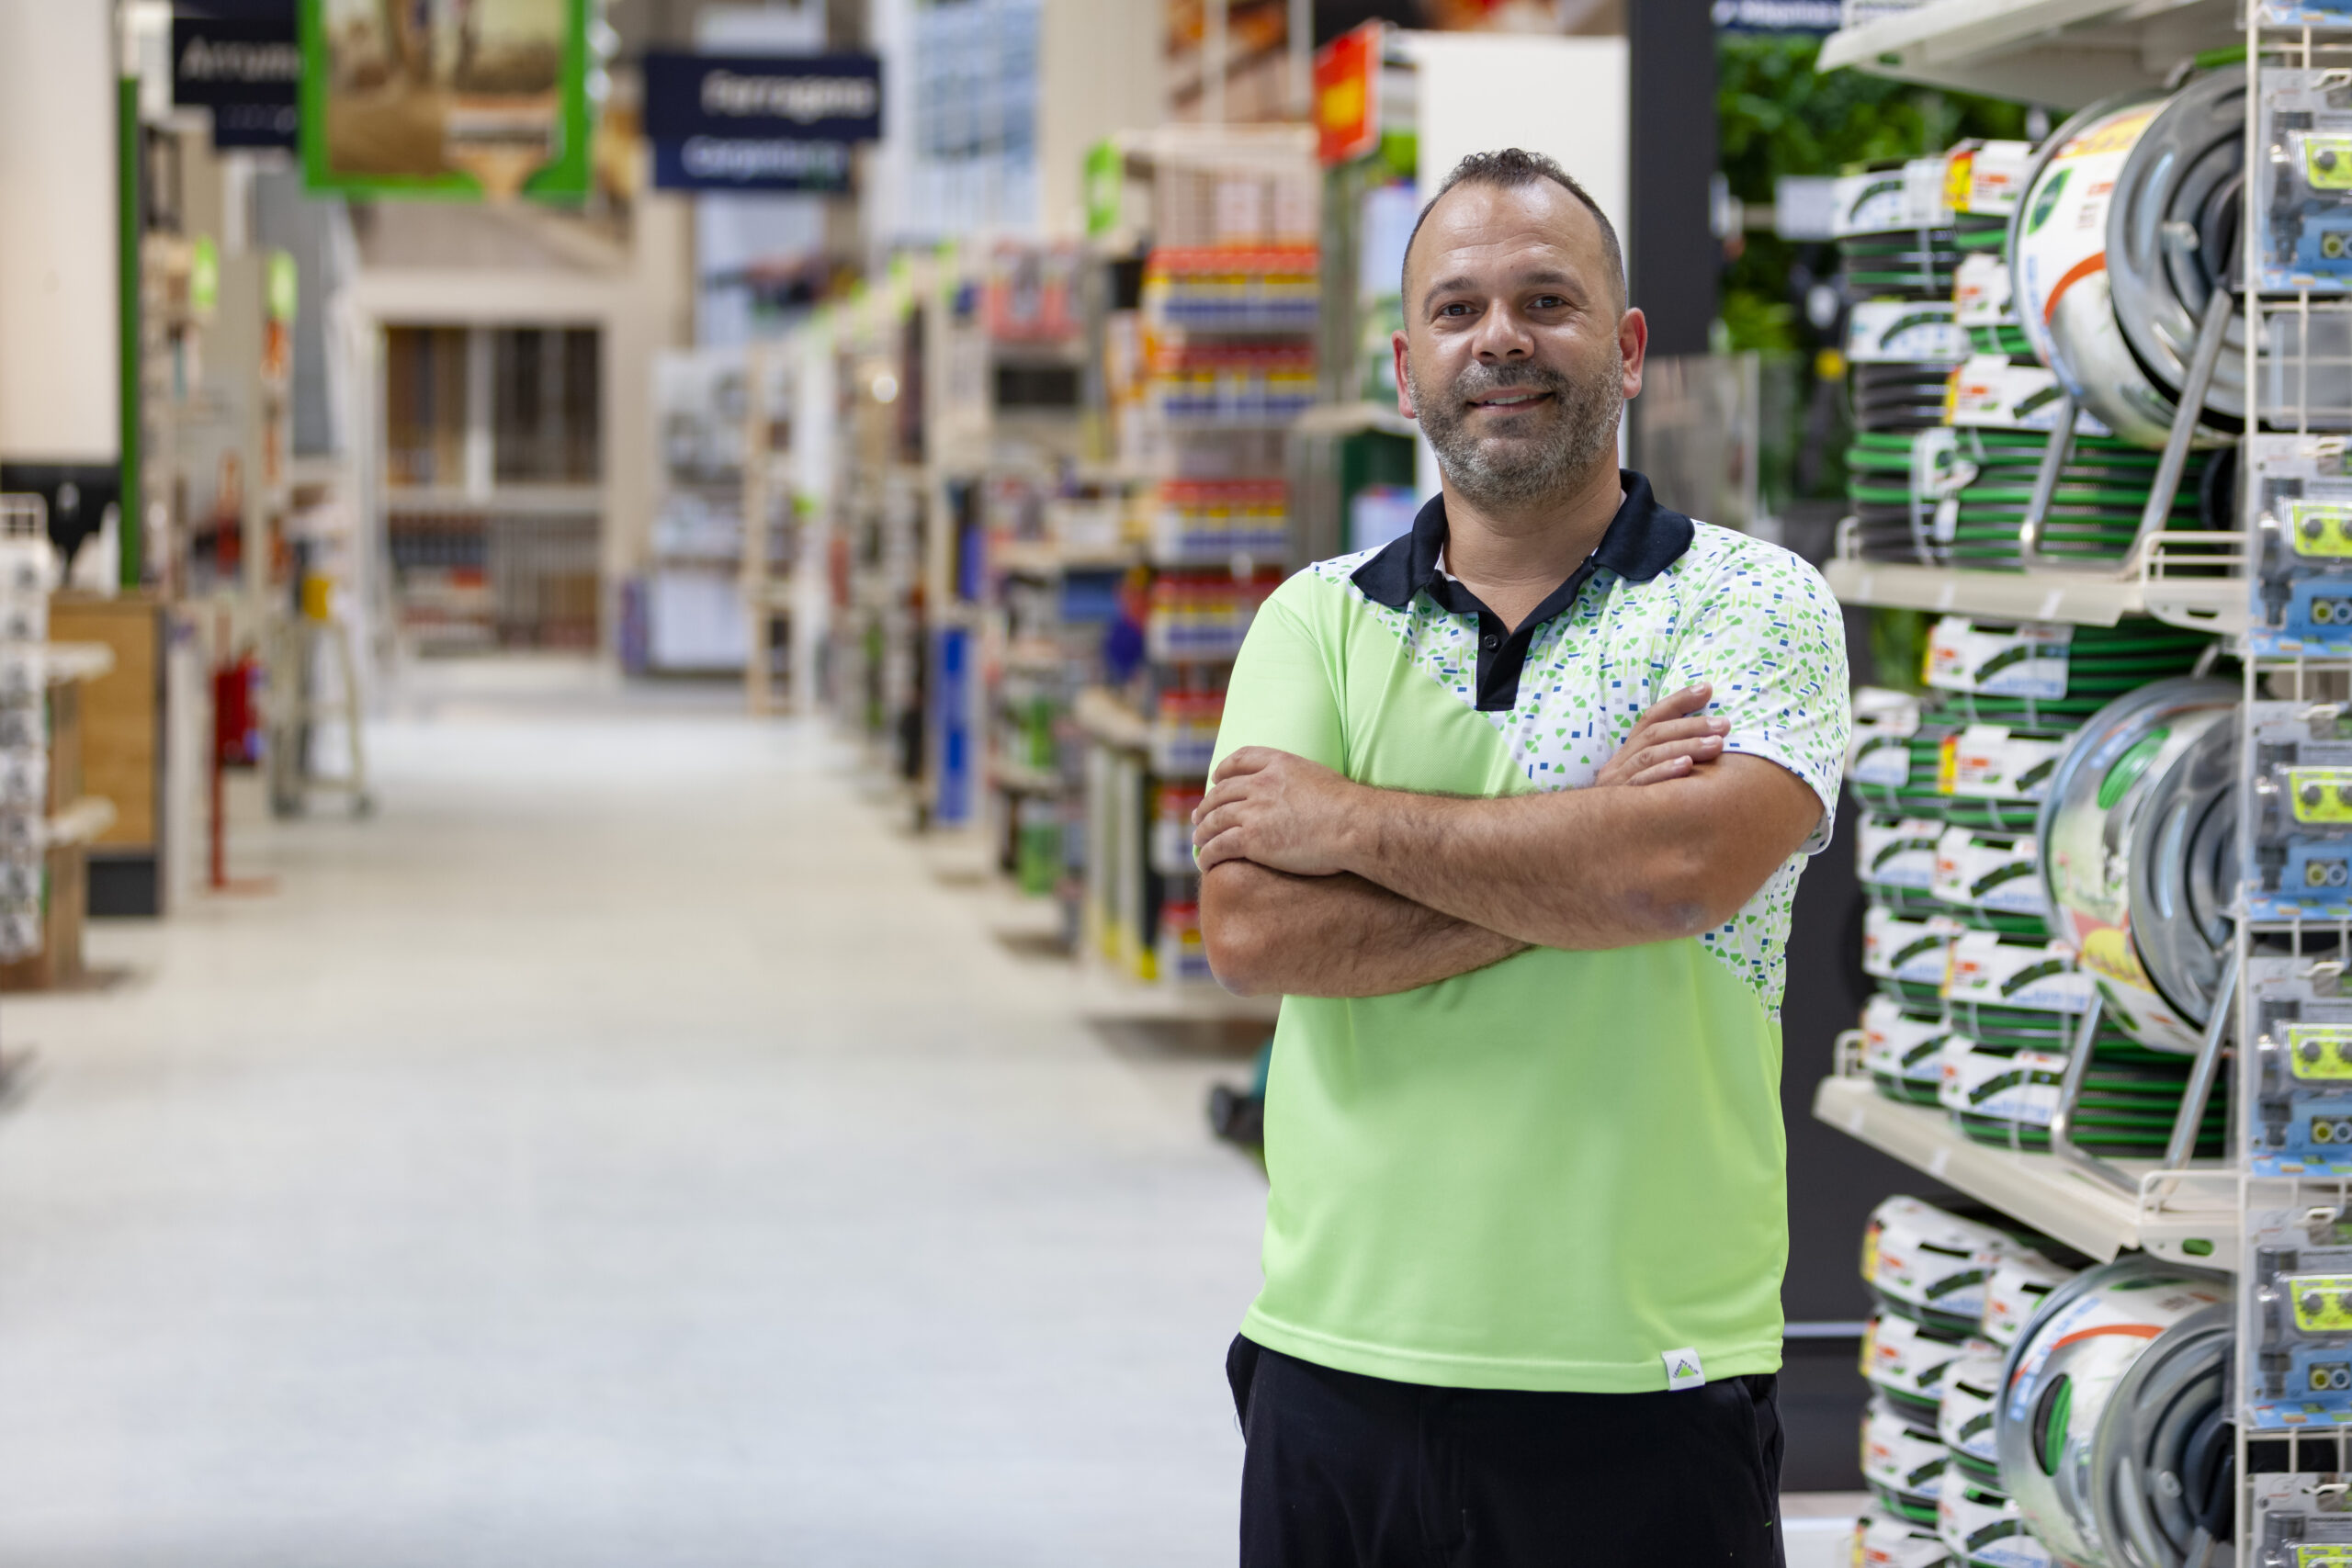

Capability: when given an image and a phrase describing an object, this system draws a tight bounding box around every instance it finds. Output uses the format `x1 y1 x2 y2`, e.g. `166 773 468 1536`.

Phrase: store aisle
0 665 1268 1568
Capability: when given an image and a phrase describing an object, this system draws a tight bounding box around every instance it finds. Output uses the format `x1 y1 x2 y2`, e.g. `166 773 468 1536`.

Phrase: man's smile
1467 389 1553 410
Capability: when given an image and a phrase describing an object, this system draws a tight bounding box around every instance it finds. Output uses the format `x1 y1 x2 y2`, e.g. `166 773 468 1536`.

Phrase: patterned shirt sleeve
1664 539 1850 855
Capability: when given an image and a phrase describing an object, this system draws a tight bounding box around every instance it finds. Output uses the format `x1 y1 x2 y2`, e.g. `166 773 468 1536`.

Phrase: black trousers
1228 1336 1785 1568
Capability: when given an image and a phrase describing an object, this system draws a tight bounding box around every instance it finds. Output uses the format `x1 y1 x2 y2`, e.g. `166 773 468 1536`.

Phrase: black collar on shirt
1349 468 1697 712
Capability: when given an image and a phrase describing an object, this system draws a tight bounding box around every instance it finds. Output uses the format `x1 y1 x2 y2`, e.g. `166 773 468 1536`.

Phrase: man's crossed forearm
1200 862 1528 998
1196 683 1808 998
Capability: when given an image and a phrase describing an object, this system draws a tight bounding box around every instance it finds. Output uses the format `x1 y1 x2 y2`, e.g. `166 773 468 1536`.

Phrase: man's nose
1471 304 1534 360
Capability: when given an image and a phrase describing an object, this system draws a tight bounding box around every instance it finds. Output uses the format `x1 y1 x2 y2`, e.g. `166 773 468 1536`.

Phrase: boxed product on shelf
2251 954 2352 1176
1151 781 1204 877
2256 71 2352 294
2251 1204 2352 1427
2251 434 2352 656
1141 248 1319 334
2251 1472 2352 1564
1150 692 1227 777
1150 479 1290 565
1145 572 1280 663
2248 699 2352 921
1157 898 1212 986
1146 344 1317 426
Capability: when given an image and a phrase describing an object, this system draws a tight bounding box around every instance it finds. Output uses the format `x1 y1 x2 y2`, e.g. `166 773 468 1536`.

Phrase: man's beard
1408 350 1623 511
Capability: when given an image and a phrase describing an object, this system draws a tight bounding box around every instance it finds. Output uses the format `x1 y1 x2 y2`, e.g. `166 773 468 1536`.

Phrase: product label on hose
1941 727 2065 802
2004 1274 2228 1423
1860 817 1943 889
1848 300 1968 365
1938 1042 2066 1124
2014 103 2156 387
1933 827 2045 916
1939 1485 2050 1568
1861 1403 1947 1499
1982 1252 2075 1348
1850 734 1917 788
1863 996 1951 1083
1945 356 2113 434
1947 931 2093 1014
1856 1515 1949 1568
1863 908 1959 985
1935 1354 2007 1468
1927 618 2072 699
1954 253 2015 326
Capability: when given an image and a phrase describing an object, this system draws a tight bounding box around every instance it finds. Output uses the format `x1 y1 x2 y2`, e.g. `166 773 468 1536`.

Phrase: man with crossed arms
1192 149 1849 1566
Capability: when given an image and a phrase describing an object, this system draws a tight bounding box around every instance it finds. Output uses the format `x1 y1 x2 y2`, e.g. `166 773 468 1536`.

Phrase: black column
1627 0 1718 354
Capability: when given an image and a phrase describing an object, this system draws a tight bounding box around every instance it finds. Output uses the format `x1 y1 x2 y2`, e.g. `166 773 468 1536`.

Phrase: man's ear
1617 307 1648 401
1393 330 1415 421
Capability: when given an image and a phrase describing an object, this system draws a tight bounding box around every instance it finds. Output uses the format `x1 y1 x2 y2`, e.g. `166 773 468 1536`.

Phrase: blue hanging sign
641 51 883 144
172 14 300 149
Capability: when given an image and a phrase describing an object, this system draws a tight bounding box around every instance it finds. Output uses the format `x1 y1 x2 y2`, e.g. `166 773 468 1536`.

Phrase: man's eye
1530 295 1568 310
1439 302 1475 317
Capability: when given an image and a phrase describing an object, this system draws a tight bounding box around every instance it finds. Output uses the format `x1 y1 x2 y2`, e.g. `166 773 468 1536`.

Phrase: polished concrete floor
0 662 1270 1566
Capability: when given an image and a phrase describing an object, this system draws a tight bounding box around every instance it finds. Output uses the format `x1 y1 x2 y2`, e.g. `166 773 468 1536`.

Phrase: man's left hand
1193 747 1363 877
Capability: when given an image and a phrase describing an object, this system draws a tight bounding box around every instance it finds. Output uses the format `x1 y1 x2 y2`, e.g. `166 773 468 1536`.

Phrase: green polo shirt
1212 472 1849 1393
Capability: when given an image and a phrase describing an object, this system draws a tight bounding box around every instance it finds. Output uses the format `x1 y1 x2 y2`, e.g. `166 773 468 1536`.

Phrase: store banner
298 0 593 202
641 51 881 192
1313 23 1381 167
173 14 301 150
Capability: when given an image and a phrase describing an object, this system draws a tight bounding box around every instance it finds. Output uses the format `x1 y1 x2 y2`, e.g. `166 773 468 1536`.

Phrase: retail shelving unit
1064 126 1317 990
826 272 935 804
1809 2 2352 1561
639 348 751 677
741 343 797 715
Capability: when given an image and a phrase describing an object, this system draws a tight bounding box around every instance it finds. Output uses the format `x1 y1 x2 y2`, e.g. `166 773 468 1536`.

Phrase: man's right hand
1593 683 1730 788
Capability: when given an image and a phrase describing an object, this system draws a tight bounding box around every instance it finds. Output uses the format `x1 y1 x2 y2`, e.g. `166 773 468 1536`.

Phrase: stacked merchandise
0 509 44 965
1845 139 2229 569
1098 145 1317 987
1850 614 2228 1153
1856 1196 2077 1568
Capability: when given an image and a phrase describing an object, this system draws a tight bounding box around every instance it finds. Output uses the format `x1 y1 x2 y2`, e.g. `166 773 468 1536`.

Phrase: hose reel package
1998 1258 2234 1568
2039 679 2239 1054
2014 77 2247 448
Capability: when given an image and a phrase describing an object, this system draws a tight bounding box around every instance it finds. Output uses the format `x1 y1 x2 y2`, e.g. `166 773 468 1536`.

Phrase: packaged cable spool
1996 1258 2233 1567
1866 1395 1951 1525
1856 1511 1953 1568
1866 1309 1993 1425
1930 826 2046 925
1852 719 1960 824
1861 814 1945 898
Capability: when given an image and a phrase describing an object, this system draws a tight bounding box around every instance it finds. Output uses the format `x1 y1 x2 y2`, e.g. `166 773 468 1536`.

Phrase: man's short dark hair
1401 148 1625 310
